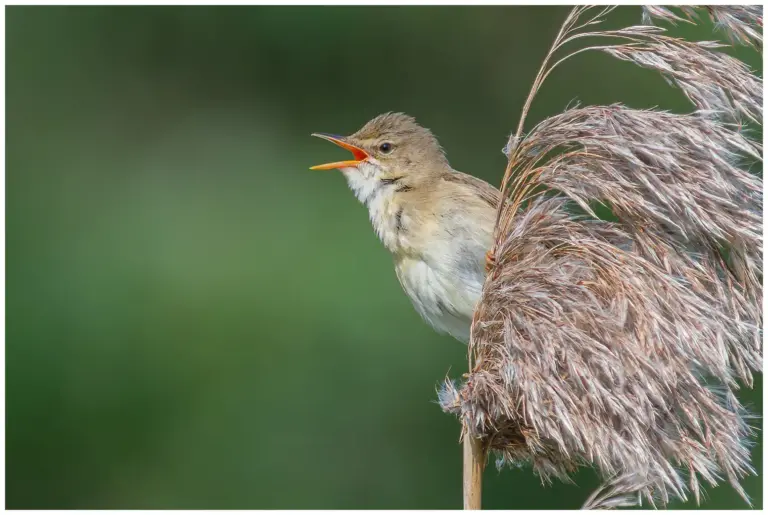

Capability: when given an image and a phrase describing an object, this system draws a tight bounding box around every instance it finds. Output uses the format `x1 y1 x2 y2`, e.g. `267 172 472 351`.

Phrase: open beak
310 133 369 170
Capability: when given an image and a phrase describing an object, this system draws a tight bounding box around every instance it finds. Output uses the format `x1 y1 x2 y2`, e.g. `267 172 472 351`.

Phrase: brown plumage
312 112 500 343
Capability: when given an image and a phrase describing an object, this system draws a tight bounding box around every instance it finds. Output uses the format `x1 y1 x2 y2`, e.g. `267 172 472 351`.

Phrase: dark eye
379 142 393 154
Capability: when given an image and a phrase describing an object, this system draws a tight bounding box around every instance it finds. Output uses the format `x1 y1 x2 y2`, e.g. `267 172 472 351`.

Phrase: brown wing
440 170 501 209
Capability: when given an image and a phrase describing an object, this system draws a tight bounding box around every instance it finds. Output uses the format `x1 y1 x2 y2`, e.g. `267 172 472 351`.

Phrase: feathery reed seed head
441 6 762 508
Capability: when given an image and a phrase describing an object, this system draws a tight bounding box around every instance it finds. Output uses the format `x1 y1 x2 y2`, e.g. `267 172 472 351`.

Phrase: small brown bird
311 6 763 509
311 113 499 342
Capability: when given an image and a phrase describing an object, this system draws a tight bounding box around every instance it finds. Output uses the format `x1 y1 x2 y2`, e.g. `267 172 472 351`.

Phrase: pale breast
344 165 497 343
394 256 484 343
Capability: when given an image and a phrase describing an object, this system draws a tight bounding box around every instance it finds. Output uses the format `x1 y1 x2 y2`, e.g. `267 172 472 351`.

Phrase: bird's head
311 112 448 202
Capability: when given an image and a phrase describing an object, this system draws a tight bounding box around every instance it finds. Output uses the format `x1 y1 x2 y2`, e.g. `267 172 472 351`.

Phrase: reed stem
462 433 485 509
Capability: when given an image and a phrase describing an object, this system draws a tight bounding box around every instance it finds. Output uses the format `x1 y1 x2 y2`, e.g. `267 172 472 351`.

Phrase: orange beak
310 133 369 170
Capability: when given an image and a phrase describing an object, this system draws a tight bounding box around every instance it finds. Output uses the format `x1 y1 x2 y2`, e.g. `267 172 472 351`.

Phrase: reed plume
440 5 762 508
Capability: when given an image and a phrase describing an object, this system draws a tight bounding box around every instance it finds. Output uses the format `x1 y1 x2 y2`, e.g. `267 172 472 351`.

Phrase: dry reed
440 5 763 508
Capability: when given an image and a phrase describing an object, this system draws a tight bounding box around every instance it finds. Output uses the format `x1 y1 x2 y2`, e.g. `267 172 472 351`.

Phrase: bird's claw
485 250 496 272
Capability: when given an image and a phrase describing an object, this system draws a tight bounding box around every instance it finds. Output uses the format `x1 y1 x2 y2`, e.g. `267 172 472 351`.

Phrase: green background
6 5 762 509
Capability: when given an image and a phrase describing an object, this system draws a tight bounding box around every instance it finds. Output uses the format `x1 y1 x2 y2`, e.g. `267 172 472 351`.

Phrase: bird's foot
485 250 496 272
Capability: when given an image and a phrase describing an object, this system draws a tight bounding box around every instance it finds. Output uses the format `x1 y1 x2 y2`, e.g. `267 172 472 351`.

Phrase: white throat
341 162 383 205
341 162 401 251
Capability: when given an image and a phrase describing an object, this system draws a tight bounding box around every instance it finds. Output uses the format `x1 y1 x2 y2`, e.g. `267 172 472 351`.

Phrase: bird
310 112 499 343
308 8 762 510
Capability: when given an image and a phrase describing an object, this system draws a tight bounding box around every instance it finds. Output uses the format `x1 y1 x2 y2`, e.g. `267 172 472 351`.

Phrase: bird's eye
379 142 393 154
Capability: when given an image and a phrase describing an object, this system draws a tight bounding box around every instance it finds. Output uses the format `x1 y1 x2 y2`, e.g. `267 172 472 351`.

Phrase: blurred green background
6 5 762 509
